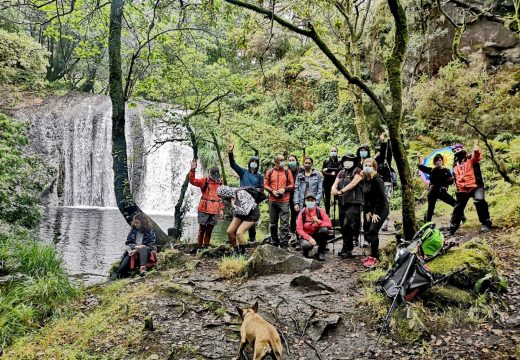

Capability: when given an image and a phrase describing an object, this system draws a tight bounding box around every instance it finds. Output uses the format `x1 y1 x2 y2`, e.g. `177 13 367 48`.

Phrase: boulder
246 245 322 276
290 275 335 293
306 314 341 341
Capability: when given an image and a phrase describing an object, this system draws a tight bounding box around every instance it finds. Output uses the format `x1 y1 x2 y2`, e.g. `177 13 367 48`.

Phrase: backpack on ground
417 222 444 259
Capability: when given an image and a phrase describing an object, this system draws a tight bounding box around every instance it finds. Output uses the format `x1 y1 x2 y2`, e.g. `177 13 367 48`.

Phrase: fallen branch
300 309 317 340
304 339 323 360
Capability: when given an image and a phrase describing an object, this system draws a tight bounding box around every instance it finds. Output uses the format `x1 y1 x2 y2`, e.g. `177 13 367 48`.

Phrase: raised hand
228 143 234 153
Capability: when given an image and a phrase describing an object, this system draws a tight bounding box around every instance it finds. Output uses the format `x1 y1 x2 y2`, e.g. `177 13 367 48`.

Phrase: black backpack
242 187 267 204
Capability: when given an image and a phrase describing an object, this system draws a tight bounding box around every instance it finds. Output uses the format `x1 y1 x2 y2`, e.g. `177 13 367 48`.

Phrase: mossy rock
391 305 428 343
157 249 187 270
427 238 495 289
422 285 475 308
198 244 234 258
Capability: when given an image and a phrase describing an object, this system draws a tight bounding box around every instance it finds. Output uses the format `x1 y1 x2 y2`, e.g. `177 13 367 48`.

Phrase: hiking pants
269 201 290 246
117 247 150 277
323 182 333 216
339 204 362 253
450 187 491 231
364 208 390 259
300 227 329 254
425 186 456 222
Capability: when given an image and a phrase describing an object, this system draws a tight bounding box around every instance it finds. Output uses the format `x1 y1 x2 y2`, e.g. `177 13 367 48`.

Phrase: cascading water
14 93 202 283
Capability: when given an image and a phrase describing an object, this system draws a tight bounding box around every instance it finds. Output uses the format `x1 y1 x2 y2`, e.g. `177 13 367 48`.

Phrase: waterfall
15 92 198 215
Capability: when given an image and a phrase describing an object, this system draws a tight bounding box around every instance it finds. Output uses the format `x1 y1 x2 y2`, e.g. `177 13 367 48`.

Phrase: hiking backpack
417 222 444 258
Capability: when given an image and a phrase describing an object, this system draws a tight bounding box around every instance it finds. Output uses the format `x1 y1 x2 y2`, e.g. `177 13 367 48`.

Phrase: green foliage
0 29 48 88
0 112 52 227
0 229 79 347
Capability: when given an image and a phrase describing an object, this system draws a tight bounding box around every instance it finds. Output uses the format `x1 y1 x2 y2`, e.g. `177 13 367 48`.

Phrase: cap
451 143 463 152
304 191 317 200
343 153 356 161
209 166 220 179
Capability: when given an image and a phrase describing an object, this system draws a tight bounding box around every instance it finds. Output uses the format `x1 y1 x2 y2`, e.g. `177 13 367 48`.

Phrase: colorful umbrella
418 147 455 185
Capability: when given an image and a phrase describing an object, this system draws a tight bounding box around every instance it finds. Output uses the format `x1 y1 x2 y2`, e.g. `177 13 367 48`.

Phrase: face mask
360 150 368 159
288 161 297 168
278 161 285 168
305 201 316 208
304 164 312 170
330 151 337 157
364 166 374 174
250 162 258 169
434 161 443 168
343 161 354 169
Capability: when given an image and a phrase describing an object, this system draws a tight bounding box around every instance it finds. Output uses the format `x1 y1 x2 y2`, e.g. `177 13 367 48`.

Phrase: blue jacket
229 153 264 189
126 228 157 251
293 169 323 207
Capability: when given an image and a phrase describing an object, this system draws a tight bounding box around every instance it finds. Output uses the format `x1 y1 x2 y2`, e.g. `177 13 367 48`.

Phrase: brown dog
235 301 283 360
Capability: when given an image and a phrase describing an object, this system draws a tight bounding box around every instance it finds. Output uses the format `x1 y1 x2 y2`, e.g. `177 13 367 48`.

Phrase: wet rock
290 275 335 293
246 245 322 276
307 314 341 341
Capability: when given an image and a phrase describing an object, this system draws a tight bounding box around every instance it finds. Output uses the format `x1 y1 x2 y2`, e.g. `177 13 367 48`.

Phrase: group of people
186 133 396 268
115 136 493 277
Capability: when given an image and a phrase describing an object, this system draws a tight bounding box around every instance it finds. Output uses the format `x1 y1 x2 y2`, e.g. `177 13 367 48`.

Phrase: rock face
246 245 322 276
290 275 336 293
307 314 342 341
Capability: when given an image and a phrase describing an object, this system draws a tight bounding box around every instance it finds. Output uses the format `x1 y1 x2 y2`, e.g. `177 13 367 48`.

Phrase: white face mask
343 161 354 169
305 201 316 208
330 151 337 157
250 162 258 169
278 161 285 168
364 166 374 174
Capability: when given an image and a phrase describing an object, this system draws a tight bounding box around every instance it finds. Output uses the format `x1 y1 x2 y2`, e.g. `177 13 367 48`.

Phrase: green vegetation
218 256 248 279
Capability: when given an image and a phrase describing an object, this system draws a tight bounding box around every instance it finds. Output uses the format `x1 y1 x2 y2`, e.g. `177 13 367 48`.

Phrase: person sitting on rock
296 192 332 261
116 212 157 278
217 185 260 257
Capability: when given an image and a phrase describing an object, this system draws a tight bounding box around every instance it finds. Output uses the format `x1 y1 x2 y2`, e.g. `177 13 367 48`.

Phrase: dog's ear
252 301 258 313
236 306 243 319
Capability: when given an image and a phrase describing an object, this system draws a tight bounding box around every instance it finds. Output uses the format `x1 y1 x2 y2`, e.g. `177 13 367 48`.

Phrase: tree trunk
386 0 417 240
352 88 369 144
109 0 167 243
211 131 227 185
170 125 199 240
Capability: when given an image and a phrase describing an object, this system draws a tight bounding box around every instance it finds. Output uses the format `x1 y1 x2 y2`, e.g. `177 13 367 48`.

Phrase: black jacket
418 165 453 188
362 175 389 215
322 157 341 186
338 167 364 205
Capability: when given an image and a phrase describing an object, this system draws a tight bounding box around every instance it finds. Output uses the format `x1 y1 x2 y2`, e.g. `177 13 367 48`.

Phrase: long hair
362 158 378 180
132 212 153 232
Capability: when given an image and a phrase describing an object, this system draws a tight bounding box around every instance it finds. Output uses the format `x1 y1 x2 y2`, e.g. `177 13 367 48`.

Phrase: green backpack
417 222 444 258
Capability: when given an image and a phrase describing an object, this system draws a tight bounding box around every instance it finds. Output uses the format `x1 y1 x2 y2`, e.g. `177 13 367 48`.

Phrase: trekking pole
332 196 336 255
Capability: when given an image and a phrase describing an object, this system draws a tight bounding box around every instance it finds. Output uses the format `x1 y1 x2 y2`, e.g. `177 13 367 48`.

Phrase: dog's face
236 301 258 319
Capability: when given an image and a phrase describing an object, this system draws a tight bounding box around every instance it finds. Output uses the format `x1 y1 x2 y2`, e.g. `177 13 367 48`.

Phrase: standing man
264 154 294 248
228 143 264 242
322 146 341 215
448 143 492 235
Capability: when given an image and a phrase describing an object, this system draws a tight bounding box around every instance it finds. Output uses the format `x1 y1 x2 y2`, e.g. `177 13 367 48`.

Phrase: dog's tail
269 338 283 360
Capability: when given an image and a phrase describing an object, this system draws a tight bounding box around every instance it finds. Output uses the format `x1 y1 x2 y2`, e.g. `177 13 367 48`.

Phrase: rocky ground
4 220 519 359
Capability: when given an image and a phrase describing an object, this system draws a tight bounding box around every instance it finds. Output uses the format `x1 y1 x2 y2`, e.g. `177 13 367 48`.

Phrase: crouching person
116 213 157 278
296 192 332 261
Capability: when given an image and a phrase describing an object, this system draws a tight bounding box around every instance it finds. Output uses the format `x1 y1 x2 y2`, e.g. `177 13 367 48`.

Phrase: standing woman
417 153 460 222
322 147 341 216
337 158 388 268
116 213 157 278
189 160 224 253
217 186 259 256
287 154 301 243
294 157 323 212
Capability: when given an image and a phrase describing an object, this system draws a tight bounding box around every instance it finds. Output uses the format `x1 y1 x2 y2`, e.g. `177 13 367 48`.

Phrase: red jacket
453 150 481 192
189 170 224 215
296 207 332 240
264 167 294 203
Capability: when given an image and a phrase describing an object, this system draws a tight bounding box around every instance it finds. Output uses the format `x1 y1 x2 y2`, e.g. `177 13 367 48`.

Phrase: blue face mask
250 162 258 169
360 150 368 159
305 201 316 208
364 166 374 174
330 151 337 157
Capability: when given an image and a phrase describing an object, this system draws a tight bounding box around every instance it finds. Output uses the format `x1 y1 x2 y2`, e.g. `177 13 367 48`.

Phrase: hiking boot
339 250 353 259
361 240 371 248
480 225 491 233
317 252 326 261
239 245 246 255
194 247 203 255
233 247 241 257
362 256 378 268
139 266 147 277
302 249 311 258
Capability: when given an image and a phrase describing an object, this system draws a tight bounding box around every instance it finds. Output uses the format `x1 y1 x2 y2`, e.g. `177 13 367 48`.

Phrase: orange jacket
264 167 294 203
189 170 224 214
453 150 481 192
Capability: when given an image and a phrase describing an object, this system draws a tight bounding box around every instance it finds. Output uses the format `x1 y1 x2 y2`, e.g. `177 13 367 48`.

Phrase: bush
0 29 48 87
0 229 79 347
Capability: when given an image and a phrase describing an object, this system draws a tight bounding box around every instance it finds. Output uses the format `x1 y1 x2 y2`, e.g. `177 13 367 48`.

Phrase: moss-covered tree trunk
386 0 417 240
109 0 167 243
